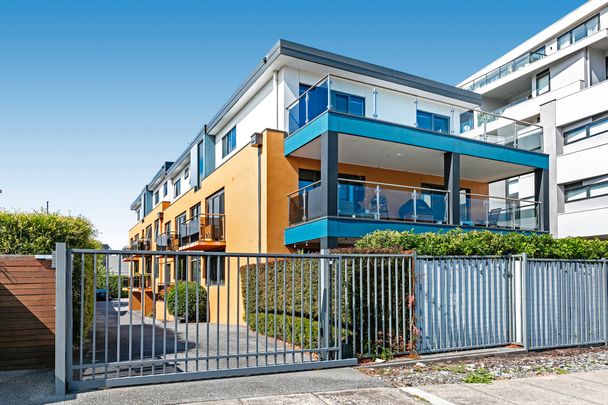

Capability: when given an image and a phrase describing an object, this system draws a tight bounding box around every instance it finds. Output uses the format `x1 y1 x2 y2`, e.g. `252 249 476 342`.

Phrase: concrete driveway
80 299 311 379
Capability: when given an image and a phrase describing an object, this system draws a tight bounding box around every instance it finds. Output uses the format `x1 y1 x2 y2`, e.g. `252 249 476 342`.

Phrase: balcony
287 179 540 234
286 74 543 152
461 49 546 92
155 232 179 251
178 213 226 251
121 238 151 259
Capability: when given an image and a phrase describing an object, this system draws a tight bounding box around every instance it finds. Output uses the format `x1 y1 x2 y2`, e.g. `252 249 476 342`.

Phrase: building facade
125 40 550 320
459 0 608 239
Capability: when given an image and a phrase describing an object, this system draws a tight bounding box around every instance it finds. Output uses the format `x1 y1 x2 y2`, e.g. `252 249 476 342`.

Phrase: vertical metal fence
415 257 514 354
339 255 415 359
526 259 608 350
55 244 608 394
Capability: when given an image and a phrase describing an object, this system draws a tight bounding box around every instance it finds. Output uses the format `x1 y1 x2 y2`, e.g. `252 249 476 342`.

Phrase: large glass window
536 70 550 96
222 126 237 157
206 256 225 286
154 190 159 205
331 91 365 116
565 177 608 202
417 110 450 133
173 178 181 197
557 15 600 50
564 117 608 144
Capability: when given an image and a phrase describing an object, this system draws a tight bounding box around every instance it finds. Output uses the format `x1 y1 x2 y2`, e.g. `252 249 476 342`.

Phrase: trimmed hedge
96 273 129 299
239 247 412 357
246 313 319 350
355 229 608 259
0 210 101 347
166 281 208 321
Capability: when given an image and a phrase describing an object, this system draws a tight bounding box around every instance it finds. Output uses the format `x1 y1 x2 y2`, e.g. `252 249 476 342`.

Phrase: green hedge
239 247 411 357
355 229 608 259
0 210 101 347
246 313 319 350
166 281 208 321
96 273 129 299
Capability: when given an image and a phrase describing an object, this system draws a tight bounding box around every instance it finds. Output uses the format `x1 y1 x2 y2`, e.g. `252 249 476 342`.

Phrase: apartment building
126 40 549 318
459 0 608 239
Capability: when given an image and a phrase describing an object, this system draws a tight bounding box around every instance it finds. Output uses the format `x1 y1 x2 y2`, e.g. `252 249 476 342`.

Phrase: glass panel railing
337 179 449 224
200 213 226 242
462 50 546 91
460 193 540 231
287 78 329 134
285 73 543 152
287 182 323 225
156 232 179 251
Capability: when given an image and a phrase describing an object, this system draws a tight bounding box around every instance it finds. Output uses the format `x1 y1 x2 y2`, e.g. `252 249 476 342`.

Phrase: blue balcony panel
284 112 548 170
284 216 540 246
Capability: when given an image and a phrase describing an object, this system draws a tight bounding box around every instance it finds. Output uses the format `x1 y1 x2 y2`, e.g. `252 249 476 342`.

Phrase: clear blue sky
0 0 582 249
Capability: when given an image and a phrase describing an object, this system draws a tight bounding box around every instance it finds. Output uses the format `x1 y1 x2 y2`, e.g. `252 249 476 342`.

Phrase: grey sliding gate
54 245 357 393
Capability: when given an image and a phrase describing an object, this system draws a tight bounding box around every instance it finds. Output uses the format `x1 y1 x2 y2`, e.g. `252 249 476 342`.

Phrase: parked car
96 288 112 301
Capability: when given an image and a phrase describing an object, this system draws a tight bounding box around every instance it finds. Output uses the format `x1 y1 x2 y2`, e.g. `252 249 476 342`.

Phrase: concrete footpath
405 370 608 405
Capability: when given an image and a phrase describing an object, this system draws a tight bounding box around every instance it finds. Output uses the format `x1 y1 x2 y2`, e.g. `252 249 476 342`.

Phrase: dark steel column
534 168 550 232
444 152 461 226
320 131 338 250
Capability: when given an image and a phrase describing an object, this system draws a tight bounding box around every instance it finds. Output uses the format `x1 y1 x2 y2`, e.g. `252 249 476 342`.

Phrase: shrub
246 312 319 350
166 281 208 321
0 209 101 347
96 272 129 298
355 229 608 259
239 247 413 357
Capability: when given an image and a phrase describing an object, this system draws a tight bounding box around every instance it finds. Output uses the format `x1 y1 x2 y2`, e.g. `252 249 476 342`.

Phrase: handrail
285 74 331 110
338 178 448 194
463 191 540 205
286 181 321 197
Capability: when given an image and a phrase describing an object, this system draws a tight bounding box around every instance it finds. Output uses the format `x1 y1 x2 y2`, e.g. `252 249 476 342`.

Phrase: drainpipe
251 133 264 253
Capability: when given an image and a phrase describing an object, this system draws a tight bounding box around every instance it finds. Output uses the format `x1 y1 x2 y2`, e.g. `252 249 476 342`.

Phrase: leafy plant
166 281 208 321
463 368 494 384
355 229 608 259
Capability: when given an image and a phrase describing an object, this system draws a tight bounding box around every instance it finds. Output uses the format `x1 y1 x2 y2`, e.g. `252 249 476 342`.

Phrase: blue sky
0 0 582 248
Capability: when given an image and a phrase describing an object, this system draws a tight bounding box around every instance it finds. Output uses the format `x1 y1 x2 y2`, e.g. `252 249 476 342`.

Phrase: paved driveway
79 299 311 379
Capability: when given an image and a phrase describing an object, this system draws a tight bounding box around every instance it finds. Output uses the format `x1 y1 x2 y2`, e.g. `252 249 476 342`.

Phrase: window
557 15 600 50
176 212 187 238
190 203 200 219
164 221 171 234
416 110 450 133
154 219 160 238
507 179 519 199
137 210 141 221
198 140 205 182
222 126 237 157
154 190 159 205
565 176 608 202
176 257 187 281
163 181 168 197
205 256 225 285
536 70 550 96
331 91 365 116
459 111 474 132
145 225 152 240
173 178 181 198
184 167 189 179
564 116 608 144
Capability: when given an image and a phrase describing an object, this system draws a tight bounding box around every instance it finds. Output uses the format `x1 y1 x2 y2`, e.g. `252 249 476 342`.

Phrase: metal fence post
55 242 67 396
521 253 529 351
603 258 608 347
319 250 331 360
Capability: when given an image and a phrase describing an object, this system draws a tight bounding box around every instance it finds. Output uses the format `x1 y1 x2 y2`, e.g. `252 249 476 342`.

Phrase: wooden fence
0 256 55 370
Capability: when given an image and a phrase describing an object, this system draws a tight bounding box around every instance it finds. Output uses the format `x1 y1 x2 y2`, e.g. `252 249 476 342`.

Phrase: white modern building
459 0 608 239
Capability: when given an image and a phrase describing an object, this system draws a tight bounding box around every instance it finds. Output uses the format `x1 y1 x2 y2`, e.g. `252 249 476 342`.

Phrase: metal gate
54 244 356 393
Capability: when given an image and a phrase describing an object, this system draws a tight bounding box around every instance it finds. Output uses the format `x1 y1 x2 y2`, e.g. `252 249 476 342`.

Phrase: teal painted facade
284 216 540 245
284 111 549 170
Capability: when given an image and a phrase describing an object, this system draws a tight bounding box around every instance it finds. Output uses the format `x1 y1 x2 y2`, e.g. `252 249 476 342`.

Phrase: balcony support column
534 168 550 232
444 152 461 225
320 130 338 250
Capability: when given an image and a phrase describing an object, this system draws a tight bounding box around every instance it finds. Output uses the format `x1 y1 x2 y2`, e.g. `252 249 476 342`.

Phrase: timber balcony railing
155 232 179 251
287 179 541 231
286 74 543 151
178 213 226 249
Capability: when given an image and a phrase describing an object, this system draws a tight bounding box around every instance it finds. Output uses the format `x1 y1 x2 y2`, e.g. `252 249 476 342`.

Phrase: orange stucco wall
127 128 491 325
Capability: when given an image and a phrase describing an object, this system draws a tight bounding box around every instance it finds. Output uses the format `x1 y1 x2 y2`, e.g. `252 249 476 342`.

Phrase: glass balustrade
287 180 541 232
460 193 540 231
285 74 543 152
